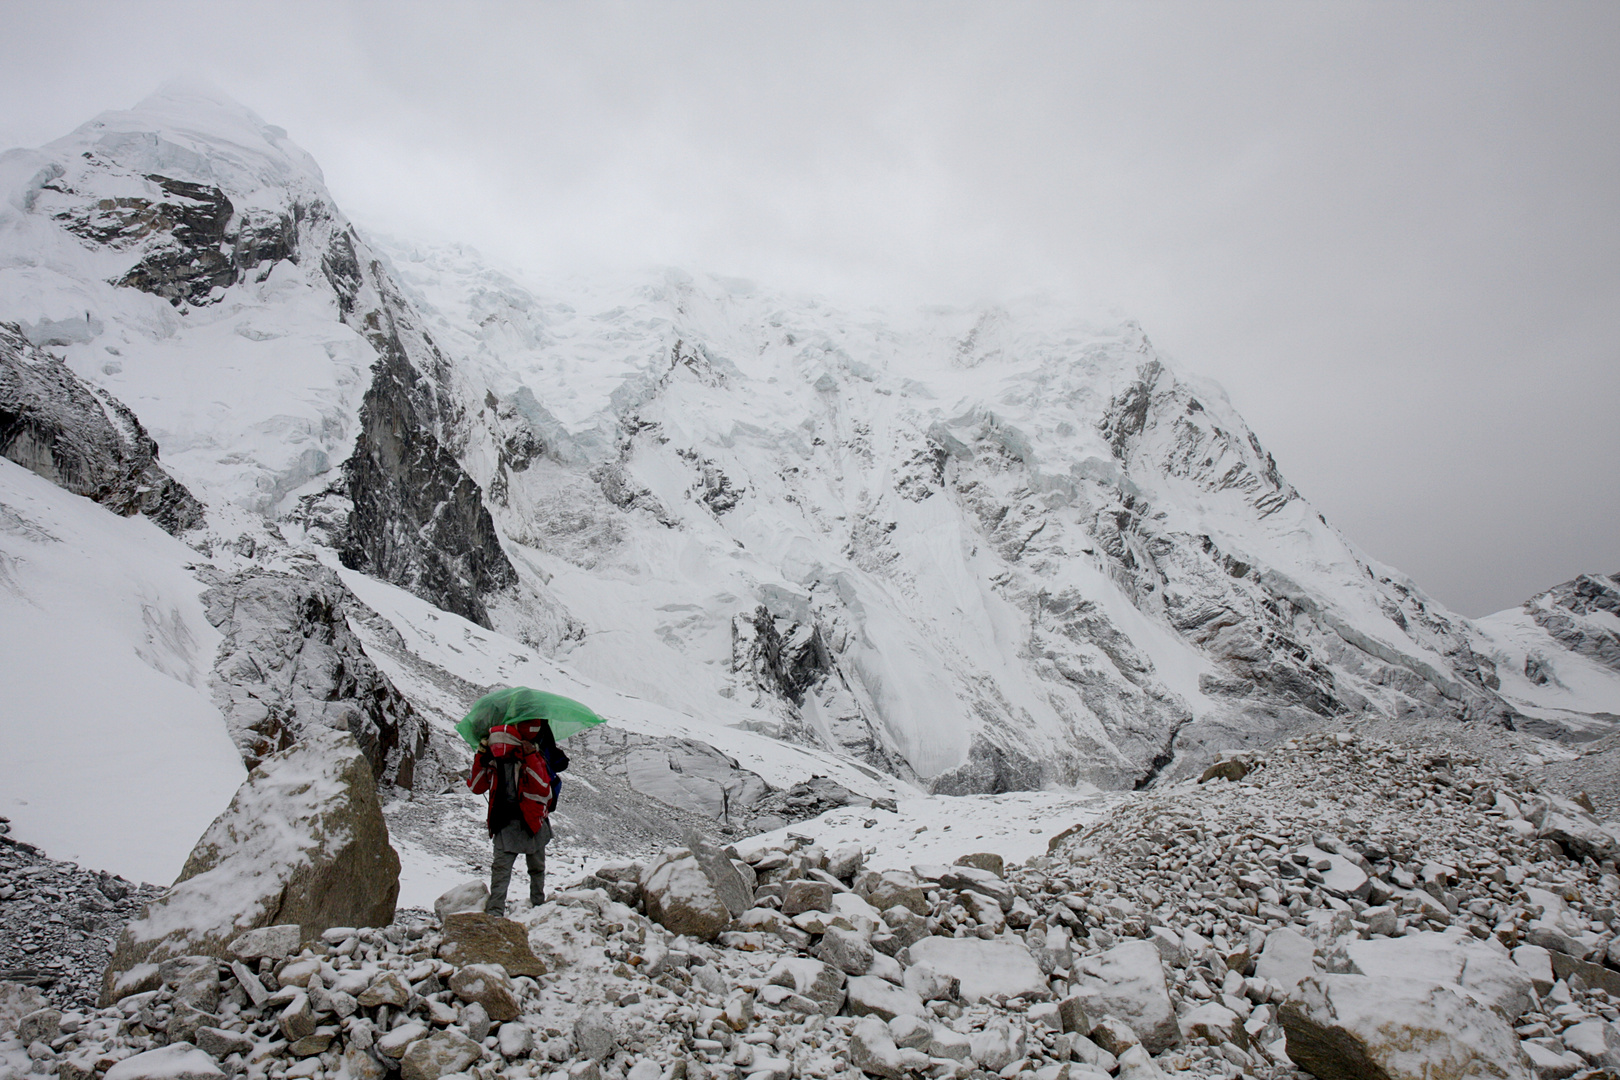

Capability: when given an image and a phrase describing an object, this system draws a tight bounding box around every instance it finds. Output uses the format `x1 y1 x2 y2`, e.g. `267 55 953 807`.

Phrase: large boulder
845 975 929 1022
1527 796 1620 862
906 936 1052 1006
1281 974 1531 1080
766 957 847 1016
1345 931 1533 1021
100 730 399 1004
103 1044 225 1080
1065 940 1179 1053
640 848 731 941
687 836 754 917
1255 927 1318 993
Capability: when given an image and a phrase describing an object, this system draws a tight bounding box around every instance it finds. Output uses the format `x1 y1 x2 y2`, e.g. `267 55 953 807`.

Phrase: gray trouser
487 847 545 915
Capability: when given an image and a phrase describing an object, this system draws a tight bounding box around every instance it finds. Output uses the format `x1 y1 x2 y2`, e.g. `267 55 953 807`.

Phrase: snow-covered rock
905 935 1051 1005
99 728 398 1004
1344 931 1533 1021
103 1043 225 1080
1281 973 1532 1080
1065 940 1179 1053
638 848 730 941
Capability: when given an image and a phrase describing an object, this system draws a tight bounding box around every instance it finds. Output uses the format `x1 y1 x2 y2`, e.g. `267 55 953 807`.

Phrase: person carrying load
458 687 605 916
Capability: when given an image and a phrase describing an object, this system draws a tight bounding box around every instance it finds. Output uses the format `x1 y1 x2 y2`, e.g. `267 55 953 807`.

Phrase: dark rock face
928 735 1051 796
332 232 518 631
112 176 236 305
1528 573 1620 673
740 605 834 706
0 323 203 533
200 564 429 786
339 341 515 629
48 169 293 308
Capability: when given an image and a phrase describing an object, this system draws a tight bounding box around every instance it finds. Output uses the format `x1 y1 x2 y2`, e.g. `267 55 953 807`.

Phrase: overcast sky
2 1 1614 616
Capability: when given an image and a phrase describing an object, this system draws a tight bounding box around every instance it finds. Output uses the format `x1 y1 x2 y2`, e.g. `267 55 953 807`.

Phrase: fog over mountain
0 3 1615 618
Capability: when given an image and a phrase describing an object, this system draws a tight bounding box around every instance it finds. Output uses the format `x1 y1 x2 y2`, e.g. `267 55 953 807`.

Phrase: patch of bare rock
5 731 1620 1080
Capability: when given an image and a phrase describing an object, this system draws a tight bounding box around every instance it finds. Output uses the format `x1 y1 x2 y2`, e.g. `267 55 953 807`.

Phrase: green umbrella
455 687 607 749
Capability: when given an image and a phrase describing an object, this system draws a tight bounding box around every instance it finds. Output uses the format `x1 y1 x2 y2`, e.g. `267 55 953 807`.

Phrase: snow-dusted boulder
1065 940 1178 1053
103 1044 225 1080
100 729 399 1005
0 983 48 1036
433 881 488 921
845 975 929 1022
764 954 847 1014
639 848 731 941
226 924 301 962
970 1019 1028 1072
849 1016 931 1079
1345 930 1533 1021
1561 1020 1620 1068
1281 974 1531 1080
1180 1002 1246 1049
1255 927 1317 992
906 935 1051 1005
862 871 929 915
399 1028 481 1080
1526 796 1620 862
1510 944 1555 995
815 926 875 975
447 963 519 1022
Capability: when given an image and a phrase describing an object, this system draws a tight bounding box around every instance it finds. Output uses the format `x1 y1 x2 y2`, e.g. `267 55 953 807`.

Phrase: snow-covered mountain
2 85 1616 884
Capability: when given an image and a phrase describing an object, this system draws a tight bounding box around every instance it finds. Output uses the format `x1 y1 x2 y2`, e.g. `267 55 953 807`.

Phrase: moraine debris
3 731 1619 1080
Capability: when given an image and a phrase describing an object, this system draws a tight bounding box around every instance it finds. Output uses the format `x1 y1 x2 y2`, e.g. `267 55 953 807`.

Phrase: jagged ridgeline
0 83 1615 810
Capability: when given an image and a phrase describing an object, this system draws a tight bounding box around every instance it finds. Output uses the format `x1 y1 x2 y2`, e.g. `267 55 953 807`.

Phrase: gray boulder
433 881 488 921
100 729 400 1005
845 975 929 1022
1345 931 1533 1021
226 925 301 962
1281 974 1531 1080
399 1029 481 1080
1065 940 1179 1053
814 927 875 976
640 848 732 941
103 1045 225 1080
906 935 1051 1006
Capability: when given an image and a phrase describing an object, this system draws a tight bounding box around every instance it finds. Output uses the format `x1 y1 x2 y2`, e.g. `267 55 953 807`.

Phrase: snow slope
0 458 243 884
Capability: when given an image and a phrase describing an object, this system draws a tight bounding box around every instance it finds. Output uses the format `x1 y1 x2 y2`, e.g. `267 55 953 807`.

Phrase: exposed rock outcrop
0 324 201 534
200 564 429 785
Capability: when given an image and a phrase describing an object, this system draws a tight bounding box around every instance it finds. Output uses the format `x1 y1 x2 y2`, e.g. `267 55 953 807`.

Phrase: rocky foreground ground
4 730 1620 1080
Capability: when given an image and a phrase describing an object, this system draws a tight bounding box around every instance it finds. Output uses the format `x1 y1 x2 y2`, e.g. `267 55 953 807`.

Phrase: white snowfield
0 459 243 884
0 85 1615 888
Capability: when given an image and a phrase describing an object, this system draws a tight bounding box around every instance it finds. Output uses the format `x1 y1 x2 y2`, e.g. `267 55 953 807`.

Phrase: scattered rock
438 912 546 976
